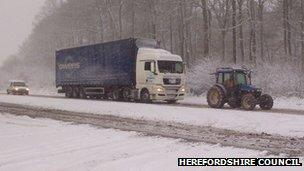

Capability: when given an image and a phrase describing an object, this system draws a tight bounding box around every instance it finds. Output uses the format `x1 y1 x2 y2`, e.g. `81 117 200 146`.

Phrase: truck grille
163 78 181 85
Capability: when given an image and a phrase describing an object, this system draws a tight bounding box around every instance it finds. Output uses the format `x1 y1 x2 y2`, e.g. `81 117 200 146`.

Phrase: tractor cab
207 67 273 110
214 68 260 96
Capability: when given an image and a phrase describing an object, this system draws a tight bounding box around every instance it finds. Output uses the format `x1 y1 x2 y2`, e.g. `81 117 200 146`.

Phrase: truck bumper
151 93 185 101
150 86 186 101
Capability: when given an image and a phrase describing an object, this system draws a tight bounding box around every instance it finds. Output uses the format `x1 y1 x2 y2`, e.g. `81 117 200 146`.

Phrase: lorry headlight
180 87 186 92
156 87 165 92
26 88 30 91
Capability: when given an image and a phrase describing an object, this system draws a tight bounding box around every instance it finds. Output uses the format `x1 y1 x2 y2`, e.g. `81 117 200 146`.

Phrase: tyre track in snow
4 93 304 116
0 102 303 157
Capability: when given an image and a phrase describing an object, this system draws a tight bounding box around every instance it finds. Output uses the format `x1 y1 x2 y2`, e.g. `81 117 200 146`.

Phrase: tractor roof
212 67 251 74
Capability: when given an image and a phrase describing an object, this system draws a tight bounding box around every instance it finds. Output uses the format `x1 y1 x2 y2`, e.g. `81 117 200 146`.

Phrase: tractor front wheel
259 94 273 110
207 86 225 109
241 94 256 110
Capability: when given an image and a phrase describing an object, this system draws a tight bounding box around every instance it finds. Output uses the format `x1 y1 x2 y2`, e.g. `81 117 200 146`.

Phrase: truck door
138 61 156 87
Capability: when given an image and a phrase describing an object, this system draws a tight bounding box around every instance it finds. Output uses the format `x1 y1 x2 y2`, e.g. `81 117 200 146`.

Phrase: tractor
207 67 273 110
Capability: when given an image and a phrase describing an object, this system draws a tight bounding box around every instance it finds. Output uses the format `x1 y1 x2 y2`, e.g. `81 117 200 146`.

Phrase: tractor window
224 73 233 82
235 72 247 85
217 73 224 84
224 73 233 88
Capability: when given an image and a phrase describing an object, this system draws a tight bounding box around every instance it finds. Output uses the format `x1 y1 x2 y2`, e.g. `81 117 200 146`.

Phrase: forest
0 0 303 96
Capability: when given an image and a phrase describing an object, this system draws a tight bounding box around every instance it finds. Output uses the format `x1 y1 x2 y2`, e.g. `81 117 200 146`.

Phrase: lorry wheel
140 89 151 103
207 86 225 109
112 90 122 101
259 94 273 110
241 94 256 110
72 87 79 98
122 88 131 101
65 86 73 98
79 87 86 99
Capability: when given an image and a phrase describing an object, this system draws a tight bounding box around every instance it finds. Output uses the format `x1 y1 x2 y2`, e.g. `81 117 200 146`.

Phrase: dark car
7 81 30 95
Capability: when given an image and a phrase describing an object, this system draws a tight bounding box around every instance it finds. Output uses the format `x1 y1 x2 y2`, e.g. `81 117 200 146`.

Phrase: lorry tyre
259 94 273 110
65 86 73 98
72 87 79 98
112 90 122 101
79 87 86 99
122 88 131 101
207 86 225 109
241 94 256 110
140 89 151 103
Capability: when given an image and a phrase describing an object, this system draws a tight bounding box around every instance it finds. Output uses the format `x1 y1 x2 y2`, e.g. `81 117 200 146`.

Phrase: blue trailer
55 38 186 103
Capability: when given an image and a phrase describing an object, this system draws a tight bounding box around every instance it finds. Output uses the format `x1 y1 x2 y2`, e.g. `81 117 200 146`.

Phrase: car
207 67 273 110
7 80 30 95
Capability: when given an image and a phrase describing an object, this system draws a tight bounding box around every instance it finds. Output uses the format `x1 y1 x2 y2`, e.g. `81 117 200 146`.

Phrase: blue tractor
207 67 273 110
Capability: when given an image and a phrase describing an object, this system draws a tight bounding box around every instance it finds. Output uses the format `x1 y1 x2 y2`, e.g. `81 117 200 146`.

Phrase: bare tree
232 0 237 64
210 0 230 61
237 0 245 63
248 0 257 64
201 0 210 57
258 0 266 61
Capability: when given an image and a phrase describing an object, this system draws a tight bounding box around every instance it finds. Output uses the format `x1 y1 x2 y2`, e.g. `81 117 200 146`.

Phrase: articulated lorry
55 38 186 103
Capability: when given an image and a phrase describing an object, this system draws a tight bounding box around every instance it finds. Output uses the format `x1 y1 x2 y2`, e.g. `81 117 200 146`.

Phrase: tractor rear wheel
207 86 225 109
241 94 256 110
259 94 273 110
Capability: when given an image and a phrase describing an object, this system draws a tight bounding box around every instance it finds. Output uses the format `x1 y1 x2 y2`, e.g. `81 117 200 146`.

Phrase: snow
0 94 303 138
0 113 302 171
181 95 304 111
274 97 304 110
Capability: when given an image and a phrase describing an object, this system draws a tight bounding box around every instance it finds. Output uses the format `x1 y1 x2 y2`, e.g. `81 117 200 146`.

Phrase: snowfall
0 94 304 170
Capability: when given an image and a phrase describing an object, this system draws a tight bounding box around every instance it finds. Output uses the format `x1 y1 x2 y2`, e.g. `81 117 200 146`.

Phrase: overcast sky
0 0 45 64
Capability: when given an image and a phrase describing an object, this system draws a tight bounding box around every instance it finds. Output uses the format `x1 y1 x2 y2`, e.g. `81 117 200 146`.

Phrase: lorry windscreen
158 61 183 74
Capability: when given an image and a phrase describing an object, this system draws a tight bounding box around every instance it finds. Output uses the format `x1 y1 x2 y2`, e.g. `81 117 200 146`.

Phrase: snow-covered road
0 114 302 171
0 94 303 138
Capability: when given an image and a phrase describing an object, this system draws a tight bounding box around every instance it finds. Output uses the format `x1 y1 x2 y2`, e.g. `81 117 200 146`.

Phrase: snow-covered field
0 94 303 138
0 113 302 171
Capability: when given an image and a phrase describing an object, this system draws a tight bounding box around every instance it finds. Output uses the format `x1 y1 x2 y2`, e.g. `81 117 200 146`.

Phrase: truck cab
136 48 186 103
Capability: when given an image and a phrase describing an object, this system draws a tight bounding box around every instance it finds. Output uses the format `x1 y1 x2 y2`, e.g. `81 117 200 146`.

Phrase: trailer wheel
122 88 131 101
140 89 151 103
65 86 73 98
79 87 86 99
72 87 79 98
112 90 122 101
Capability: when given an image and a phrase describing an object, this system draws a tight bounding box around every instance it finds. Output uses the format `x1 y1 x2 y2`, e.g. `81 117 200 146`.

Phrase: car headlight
14 88 19 91
26 88 30 91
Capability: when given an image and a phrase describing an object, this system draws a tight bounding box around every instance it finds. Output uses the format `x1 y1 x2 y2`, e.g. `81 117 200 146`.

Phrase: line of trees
1 0 304 95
